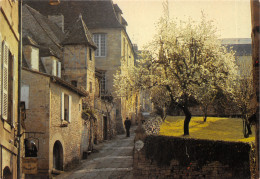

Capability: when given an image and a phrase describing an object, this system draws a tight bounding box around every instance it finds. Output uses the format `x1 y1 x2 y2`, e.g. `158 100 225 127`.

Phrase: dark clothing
124 119 132 137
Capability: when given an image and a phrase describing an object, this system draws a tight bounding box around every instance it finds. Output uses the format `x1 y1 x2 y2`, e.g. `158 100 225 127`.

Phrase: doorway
3 166 12 179
53 141 63 171
103 116 108 140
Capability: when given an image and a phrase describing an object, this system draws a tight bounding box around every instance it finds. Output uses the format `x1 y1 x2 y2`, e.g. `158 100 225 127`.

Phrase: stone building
25 0 138 134
21 5 92 178
0 0 22 178
22 68 87 178
222 38 252 78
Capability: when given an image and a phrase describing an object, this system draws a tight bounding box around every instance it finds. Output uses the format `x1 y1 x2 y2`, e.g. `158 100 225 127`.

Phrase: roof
22 36 39 47
22 67 88 97
113 4 122 14
62 15 97 49
39 46 60 59
24 0 124 30
221 38 251 45
224 44 252 56
122 16 128 26
22 4 65 59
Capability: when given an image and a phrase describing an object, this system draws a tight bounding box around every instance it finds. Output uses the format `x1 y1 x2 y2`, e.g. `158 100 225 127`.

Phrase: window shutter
12 55 16 127
21 85 29 109
61 92 64 120
57 62 61 77
68 95 72 123
0 34 2 117
2 41 9 121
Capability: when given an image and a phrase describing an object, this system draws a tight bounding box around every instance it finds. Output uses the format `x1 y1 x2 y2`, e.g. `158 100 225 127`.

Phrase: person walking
124 117 132 137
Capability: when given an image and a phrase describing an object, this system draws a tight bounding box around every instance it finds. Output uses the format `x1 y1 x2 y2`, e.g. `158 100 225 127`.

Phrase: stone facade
0 0 22 178
22 68 87 178
62 44 96 106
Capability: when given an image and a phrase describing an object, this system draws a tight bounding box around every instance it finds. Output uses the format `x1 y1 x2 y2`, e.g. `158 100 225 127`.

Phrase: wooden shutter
57 62 61 77
21 85 29 109
12 55 16 127
2 41 9 121
0 34 2 117
68 95 72 123
61 92 64 120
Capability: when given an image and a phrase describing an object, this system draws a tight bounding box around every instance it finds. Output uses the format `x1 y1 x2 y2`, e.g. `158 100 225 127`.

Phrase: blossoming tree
114 15 238 135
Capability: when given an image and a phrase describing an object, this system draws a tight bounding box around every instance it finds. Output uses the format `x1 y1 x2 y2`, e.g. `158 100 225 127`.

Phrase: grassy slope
159 116 255 143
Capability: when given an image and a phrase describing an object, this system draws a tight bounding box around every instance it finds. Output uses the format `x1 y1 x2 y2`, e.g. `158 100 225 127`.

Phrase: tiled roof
22 67 88 97
39 46 60 59
22 36 39 47
62 15 97 49
24 0 124 30
22 4 65 59
225 44 252 56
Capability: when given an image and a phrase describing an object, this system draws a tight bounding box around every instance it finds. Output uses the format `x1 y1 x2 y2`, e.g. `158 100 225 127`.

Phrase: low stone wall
133 127 254 179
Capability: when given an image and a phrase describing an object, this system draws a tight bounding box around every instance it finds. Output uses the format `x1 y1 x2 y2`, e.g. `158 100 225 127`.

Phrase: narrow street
55 127 136 179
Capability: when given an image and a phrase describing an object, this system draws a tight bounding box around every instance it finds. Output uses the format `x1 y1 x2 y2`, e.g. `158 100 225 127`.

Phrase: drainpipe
17 0 23 178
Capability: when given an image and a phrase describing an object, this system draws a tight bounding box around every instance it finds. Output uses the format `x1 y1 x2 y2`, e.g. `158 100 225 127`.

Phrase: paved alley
55 127 136 179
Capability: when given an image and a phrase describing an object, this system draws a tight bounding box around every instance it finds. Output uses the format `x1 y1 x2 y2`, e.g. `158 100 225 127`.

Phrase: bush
145 135 252 172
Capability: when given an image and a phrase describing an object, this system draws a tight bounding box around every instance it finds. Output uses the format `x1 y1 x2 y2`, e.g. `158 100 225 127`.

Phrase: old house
222 38 253 78
0 0 22 178
25 0 138 134
21 5 90 178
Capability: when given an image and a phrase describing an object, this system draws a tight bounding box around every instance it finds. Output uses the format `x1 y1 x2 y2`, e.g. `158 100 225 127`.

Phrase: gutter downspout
17 0 23 178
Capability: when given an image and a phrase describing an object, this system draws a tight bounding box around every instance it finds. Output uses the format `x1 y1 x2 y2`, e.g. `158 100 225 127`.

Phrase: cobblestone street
55 127 136 179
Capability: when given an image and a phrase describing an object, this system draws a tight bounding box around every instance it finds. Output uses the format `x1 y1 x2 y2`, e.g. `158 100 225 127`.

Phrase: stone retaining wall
133 126 253 179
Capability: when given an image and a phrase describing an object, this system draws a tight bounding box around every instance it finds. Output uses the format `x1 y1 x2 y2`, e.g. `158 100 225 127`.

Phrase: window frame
61 92 72 123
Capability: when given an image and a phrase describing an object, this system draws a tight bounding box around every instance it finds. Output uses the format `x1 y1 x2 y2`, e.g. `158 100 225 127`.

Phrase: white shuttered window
21 85 30 109
68 95 72 123
2 41 9 121
12 55 16 127
0 35 2 117
61 92 72 123
61 92 64 120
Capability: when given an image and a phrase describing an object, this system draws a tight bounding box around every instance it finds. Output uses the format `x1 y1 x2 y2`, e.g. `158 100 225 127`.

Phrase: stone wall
22 70 85 177
22 69 51 176
62 44 95 106
0 1 20 178
133 127 253 179
49 82 84 170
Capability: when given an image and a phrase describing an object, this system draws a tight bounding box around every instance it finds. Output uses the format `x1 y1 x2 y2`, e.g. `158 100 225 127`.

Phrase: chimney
48 14 64 32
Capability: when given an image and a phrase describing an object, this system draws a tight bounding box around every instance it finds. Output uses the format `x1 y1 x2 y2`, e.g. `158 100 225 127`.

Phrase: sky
113 0 251 50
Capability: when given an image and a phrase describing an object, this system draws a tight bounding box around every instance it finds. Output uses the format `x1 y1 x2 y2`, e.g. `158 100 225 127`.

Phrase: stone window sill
60 120 69 127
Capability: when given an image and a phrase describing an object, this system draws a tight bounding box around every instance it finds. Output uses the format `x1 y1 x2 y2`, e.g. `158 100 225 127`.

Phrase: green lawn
159 116 255 143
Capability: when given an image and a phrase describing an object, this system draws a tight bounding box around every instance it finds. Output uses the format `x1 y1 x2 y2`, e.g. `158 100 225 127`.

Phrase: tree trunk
183 105 192 135
203 106 208 122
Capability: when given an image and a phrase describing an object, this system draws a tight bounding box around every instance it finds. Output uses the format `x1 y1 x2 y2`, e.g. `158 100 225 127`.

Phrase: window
57 61 61 77
31 47 39 71
93 34 106 57
52 60 57 76
100 72 106 95
0 38 16 127
21 85 29 109
61 93 71 123
89 48 92 60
